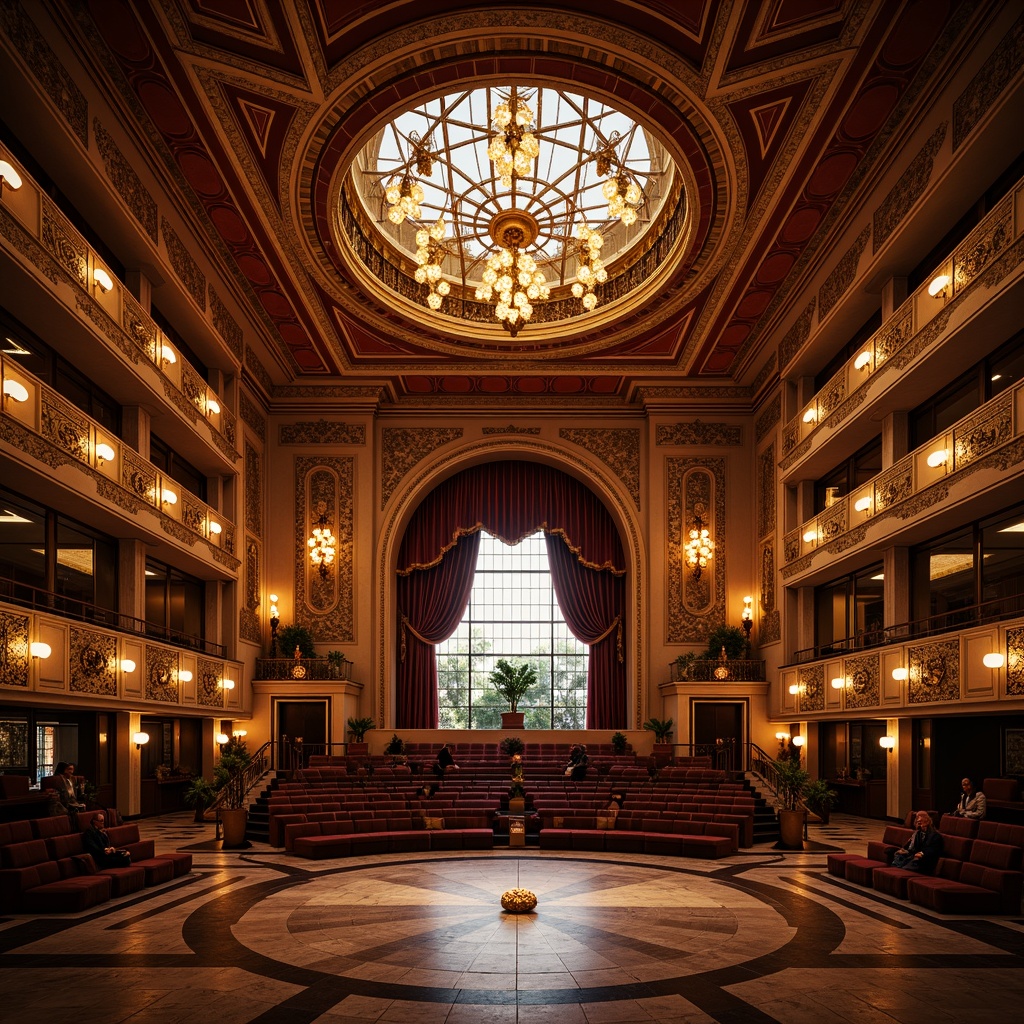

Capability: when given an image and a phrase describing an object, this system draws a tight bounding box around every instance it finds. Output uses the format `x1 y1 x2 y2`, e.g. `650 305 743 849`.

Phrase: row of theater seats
0 814 192 913
826 815 1024 914
285 813 495 858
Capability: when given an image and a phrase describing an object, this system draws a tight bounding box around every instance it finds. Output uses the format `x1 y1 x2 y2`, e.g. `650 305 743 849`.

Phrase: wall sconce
802 529 817 543
232 729 247 739
92 267 113 293
831 677 846 689
892 667 909 681
207 397 220 415
216 732 229 745
208 521 222 536
160 344 177 365
854 351 872 370
307 501 337 581
3 378 29 404
854 496 872 513
983 653 1004 669
178 669 193 682
161 488 178 506
270 593 280 656
927 274 950 299
879 735 895 751
926 448 948 469
133 731 150 750
788 683 802 695
95 442 115 462
684 502 714 581
0 159 24 197
802 408 817 424
775 731 790 742
741 596 753 645
119 659 136 673
221 678 235 690
29 641 51 659
791 735 805 748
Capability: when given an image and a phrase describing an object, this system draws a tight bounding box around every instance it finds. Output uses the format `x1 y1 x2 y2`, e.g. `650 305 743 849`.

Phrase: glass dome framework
348 85 674 329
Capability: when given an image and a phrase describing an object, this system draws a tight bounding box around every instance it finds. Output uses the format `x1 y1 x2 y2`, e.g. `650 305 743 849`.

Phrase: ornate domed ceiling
57 0 971 401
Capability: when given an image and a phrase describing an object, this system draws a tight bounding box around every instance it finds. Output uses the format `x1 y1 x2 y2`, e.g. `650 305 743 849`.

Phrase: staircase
743 775 781 845
244 772 285 843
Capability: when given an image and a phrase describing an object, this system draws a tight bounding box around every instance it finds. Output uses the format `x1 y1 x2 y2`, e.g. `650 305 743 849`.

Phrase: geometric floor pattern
2 813 1023 1023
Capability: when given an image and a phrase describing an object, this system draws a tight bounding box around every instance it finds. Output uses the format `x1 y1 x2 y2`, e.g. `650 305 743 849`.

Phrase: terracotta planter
778 808 806 848
221 807 248 847
501 712 525 729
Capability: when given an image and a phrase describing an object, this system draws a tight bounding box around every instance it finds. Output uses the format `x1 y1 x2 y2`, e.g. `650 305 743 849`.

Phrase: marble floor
2 813 1023 1023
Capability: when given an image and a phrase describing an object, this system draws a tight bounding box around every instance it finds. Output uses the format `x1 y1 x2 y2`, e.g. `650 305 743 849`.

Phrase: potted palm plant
347 716 375 755
184 776 216 823
643 717 674 764
774 756 810 848
803 777 839 825
489 658 537 730
214 737 251 847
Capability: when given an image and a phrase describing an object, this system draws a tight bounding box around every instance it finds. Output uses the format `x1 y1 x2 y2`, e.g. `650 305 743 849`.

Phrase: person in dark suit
892 810 943 872
433 743 457 777
82 813 131 868
52 761 86 817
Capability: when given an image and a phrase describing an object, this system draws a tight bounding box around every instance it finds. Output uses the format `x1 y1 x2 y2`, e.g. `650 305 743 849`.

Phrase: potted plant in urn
489 658 537 730
803 777 839 825
214 737 252 847
643 717 674 765
611 731 628 755
347 716 375 756
774 755 810 848
184 775 216 823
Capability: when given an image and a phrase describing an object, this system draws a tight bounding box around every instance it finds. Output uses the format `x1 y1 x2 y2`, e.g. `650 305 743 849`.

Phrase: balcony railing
669 658 766 682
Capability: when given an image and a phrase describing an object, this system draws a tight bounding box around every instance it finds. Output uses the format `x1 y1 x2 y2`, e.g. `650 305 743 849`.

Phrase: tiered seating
826 815 1024 914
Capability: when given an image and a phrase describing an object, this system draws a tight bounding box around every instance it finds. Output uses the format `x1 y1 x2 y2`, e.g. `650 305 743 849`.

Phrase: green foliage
183 776 216 809
347 716 376 742
488 658 538 713
773 756 810 811
704 624 748 660
673 652 699 677
803 777 839 813
642 717 673 741
508 779 526 800
611 731 628 754
214 737 251 809
384 733 405 755
277 624 317 659
500 735 525 756
327 650 345 666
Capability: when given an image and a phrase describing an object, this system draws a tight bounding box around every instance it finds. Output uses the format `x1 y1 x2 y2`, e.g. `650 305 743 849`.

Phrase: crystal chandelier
571 223 607 311
307 501 336 581
385 174 424 225
475 210 549 335
414 217 451 310
685 503 714 580
486 86 540 188
602 170 643 226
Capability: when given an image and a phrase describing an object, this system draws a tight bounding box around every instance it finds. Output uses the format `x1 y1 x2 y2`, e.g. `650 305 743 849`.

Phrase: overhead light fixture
570 223 607 311
928 274 950 298
593 131 644 226
926 448 948 469
119 659 136 673
29 642 51 659
178 669 193 682
232 729 247 739
307 500 336 581
892 667 908 681
775 731 790 741
802 408 817 424
871 573 885 580
93 267 113 293
983 653 1004 669
95 442 115 462
385 173 424 225
854 496 872 512
0 159 23 196
879 735 895 750
133 731 150 750
486 85 539 188
475 209 549 336
2 378 28 403
684 502 714 581
414 216 451 310
854 351 872 370
221 678 235 690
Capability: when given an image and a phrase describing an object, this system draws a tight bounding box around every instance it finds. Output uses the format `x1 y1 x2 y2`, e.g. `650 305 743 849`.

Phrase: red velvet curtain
396 461 626 728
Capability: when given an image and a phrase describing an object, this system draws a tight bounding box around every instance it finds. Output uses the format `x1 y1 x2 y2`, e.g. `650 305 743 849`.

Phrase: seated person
952 777 986 819
51 761 86 817
433 743 458 778
892 810 943 872
82 813 131 868
564 744 589 780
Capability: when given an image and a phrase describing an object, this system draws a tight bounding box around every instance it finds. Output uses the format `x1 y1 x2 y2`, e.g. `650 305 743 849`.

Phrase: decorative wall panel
239 391 266 442
908 640 960 704
778 298 816 371
560 427 641 507
240 537 262 645
95 118 158 242
755 394 780 443
197 658 222 708
1008 627 1024 697
244 441 262 538
69 628 116 695
873 123 945 252
209 286 243 359
380 427 461 508
280 420 365 445
41 198 87 287
656 422 741 446
0 613 29 688
758 540 780 645
844 654 880 709
819 225 870 319
799 664 824 713
161 217 206 310
145 648 178 703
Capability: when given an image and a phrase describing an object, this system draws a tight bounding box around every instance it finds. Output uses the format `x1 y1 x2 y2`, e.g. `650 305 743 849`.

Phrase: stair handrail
209 740 273 814
748 742 783 808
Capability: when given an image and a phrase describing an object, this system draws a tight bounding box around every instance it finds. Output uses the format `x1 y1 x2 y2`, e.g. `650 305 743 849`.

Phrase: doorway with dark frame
275 699 329 770
692 701 745 771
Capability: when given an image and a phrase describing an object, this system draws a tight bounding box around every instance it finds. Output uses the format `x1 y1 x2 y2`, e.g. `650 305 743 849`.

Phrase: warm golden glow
30 642 51 659
413 216 451 310
684 504 714 580
570 223 607 311
93 267 113 292
486 87 540 188
3 378 28 403
308 501 337 580
0 159 23 192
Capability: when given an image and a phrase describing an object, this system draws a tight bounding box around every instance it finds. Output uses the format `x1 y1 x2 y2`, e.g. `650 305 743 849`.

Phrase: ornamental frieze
161 517 197 547
482 425 541 434
757 444 775 540
0 613 29 688
875 306 914 366
655 421 741 447
799 664 824 712
245 538 260 619
819 377 845 418
0 207 60 286
197 659 223 708
69 628 116 696
819 225 871 319
758 541 779 646
844 654 880 709
240 607 262 646
873 123 946 252
954 9 1024 150
381 427 462 508
145 648 178 703
181 362 206 411
778 298 816 371
908 640 960 703
239 391 266 442
1008 627 1024 696
755 394 780 443
41 392 89 462
120 289 156 361
161 217 206 311
953 393 1012 469
783 531 800 565
41 198 87 288
160 377 200 426
874 460 913 511
209 286 243 359
245 441 262 538
953 197 1012 293
181 495 206 535
819 504 847 544
120 448 157 503
560 428 640 507
752 353 777 395
279 420 366 445
781 421 799 457
245 344 273 396
780 432 812 469
94 118 157 242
